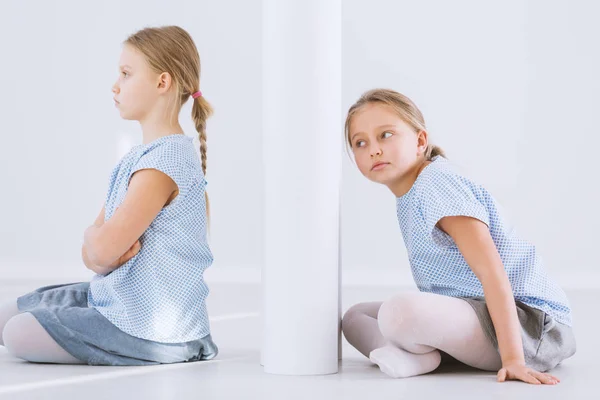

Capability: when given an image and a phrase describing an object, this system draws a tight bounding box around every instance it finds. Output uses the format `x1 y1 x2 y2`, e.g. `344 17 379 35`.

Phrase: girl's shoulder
139 134 196 158
135 135 199 173
413 156 461 188
128 135 202 194
411 156 483 200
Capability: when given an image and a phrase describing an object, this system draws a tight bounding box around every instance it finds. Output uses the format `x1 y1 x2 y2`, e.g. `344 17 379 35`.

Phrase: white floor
0 281 597 400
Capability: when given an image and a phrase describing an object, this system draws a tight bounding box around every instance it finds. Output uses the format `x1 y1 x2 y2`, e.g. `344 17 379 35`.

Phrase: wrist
502 357 526 367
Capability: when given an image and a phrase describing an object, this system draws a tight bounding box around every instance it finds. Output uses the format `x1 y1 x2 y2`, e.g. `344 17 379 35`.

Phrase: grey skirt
17 282 218 366
463 297 576 372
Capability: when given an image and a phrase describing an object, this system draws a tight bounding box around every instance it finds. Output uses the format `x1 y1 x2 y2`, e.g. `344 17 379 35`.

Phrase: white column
261 0 342 375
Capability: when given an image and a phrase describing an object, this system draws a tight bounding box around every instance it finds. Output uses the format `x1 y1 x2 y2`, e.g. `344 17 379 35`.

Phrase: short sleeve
104 159 123 208
416 167 489 247
130 142 194 197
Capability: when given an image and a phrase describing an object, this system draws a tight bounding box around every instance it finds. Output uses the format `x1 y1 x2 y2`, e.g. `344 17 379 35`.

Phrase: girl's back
396 155 571 326
90 134 213 343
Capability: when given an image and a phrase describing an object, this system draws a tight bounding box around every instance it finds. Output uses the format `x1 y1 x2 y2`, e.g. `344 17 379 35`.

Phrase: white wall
341 0 600 287
1 0 598 287
0 0 263 281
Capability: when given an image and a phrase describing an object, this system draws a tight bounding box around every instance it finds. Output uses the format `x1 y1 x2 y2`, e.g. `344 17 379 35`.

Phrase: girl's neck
139 113 184 144
388 157 431 198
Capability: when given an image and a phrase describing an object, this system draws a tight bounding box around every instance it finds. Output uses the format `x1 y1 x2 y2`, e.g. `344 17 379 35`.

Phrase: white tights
0 300 83 364
1 290 502 370
342 292 502 378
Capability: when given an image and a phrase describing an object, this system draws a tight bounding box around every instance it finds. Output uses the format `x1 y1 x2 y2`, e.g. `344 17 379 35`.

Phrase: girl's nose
370 146 382 157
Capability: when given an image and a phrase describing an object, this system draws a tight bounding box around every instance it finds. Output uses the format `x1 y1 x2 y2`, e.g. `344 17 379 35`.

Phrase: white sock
343 292 502 379
369 345 442 378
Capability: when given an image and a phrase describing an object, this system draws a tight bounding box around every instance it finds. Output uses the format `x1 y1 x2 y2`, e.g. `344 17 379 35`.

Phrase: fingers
497 368 507 382
499 365 559 385
132 240 141 253
125 241 141 259
547 373 560 383
531 371 559 385
118 241 142 266
520 372 541 385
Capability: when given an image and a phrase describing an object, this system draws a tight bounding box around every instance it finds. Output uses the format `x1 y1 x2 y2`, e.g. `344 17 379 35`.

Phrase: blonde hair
125 26 213 216
344 88 445 160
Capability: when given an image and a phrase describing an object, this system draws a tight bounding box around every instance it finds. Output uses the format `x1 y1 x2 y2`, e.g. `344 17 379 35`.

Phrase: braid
191 93 213 220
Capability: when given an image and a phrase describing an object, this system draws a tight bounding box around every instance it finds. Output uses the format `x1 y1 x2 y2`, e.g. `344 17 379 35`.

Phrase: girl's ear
416 130 429 154
157 72 173 93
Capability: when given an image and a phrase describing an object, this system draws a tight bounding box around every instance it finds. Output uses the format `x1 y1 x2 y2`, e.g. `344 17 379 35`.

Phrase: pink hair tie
192 90 202 99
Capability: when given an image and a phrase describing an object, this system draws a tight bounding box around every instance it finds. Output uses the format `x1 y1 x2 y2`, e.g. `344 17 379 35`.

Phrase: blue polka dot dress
396 156 576 370
16 134 218 365
89 134 213 343
396 156 572 326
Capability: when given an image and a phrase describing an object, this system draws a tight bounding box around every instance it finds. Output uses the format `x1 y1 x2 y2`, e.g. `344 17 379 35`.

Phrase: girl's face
349 103 428 187
112 45 162 121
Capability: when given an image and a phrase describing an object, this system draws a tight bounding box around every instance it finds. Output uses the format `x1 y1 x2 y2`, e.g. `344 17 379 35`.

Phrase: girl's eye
121 71 129 78
355 139 366 148
382 131 392 139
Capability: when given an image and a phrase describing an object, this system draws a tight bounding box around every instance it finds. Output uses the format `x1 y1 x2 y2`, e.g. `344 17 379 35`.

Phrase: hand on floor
497 362 559 385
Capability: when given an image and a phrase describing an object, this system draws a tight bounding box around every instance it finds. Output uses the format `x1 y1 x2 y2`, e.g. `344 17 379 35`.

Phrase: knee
0 300 20 346
341 304 364 336
3 313 34 359
342 302 378 339
377 293 423 340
